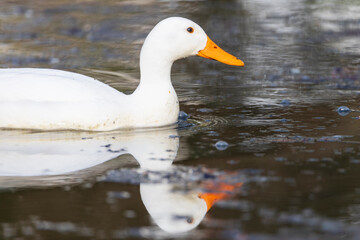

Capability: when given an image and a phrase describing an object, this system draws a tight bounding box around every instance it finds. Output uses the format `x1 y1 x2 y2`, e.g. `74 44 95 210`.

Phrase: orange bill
198 182 243 211
197 36 244 66
198 192 228 211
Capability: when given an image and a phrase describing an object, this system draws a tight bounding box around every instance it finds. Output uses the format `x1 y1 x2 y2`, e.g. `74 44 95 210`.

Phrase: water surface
1 0 360 239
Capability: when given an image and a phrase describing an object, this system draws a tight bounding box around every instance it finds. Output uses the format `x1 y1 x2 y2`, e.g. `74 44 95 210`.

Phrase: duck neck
138 51 174 89
129 48 179 127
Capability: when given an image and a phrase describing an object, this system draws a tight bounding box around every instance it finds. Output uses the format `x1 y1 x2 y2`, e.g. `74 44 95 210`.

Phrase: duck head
140 17 244 71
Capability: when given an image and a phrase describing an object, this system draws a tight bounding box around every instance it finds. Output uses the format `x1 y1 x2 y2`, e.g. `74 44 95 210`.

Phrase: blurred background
1 0 360 239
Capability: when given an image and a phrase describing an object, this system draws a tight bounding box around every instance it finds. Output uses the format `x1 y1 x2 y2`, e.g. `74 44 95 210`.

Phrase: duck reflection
140 181 242 233
0 128 241 235
0 128 178 176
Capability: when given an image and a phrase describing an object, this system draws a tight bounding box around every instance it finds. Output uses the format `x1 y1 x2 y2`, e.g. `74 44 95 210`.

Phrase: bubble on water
301 75 311 81
227 159 239 165
291 68 301 74
178 111 189 121
215 141 229 151
336 106 351 116
207 131 219 137
275 157 287 162
280 99 291 106
197 108 213 113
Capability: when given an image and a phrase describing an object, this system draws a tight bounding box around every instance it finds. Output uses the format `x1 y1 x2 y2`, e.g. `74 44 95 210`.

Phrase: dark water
1 0 360 239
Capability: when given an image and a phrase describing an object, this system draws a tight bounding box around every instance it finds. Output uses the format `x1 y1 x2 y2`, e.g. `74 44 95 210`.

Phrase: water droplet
178 111 189 120
280 99 291 106
215 141 229 151
301 75 310 81
197 108 213 113
207 131 219 137
336 106 350 116
291 68 300 74
275 157 287 162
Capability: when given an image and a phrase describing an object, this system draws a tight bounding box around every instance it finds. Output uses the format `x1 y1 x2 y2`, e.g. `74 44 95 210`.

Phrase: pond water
1 0 360 239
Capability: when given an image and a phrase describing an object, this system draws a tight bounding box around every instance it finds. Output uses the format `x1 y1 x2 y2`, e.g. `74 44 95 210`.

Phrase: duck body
0 68 178 130
0 17 243 131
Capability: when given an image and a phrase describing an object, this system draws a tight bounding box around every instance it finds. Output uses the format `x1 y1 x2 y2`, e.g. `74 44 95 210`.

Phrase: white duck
0 17 244 131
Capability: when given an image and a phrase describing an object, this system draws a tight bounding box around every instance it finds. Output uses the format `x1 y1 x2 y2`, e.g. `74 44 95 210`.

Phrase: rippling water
1 0 360 239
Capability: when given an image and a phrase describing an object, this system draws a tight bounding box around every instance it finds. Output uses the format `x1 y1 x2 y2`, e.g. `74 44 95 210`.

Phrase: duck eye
187 217 194 224
187 27 194 33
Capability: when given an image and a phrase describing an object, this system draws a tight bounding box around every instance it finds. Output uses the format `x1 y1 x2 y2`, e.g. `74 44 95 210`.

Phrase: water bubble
291 68 300 74
197 108 213 113
227 160 239 165
336 106 350 116
275 157 287 162
178 111 189 121
280 99 291 106
207 131 219 137
301 75 310 81
215 141 229 151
